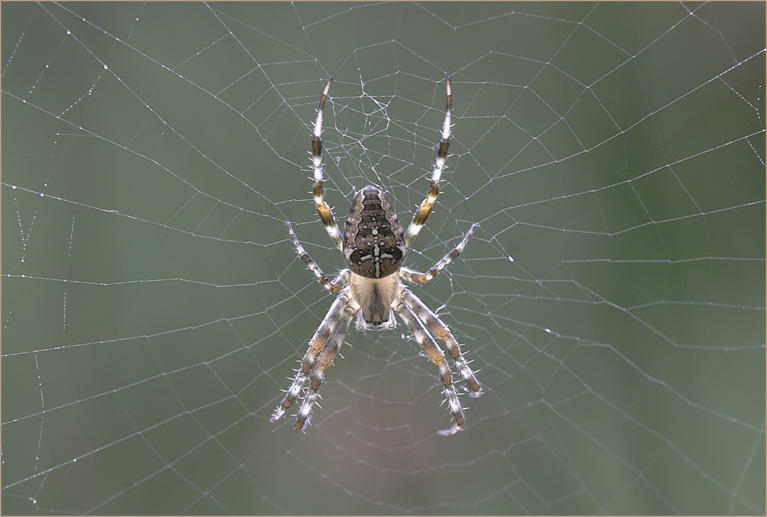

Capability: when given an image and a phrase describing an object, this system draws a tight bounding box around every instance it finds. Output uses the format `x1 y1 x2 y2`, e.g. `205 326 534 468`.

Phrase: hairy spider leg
394 300 466 435
270 292 350 423
295 293 359 430
399 223 478 284
286 222 349 293
404 77 452 246
399 288 482 397
311 78 344 250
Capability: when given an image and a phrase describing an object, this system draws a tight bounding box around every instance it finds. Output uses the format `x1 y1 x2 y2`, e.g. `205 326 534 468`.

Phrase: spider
270 77 482 435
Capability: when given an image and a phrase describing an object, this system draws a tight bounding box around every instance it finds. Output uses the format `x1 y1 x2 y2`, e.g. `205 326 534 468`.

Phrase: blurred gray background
2 2 765 515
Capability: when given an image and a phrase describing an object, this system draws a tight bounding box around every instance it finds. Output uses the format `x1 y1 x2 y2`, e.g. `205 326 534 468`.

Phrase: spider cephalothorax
270 78 482 435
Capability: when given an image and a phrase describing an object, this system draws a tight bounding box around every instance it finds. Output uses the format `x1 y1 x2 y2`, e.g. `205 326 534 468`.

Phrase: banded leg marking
270 292 350 423
312 78 344 250
394 300 466 436
405 77 453 246
286 221 348 293
400 223 477 284
294 294 358 430
399 288 482 397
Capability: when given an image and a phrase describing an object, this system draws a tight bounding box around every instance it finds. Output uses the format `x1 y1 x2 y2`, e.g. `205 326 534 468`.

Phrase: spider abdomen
343 186 406 279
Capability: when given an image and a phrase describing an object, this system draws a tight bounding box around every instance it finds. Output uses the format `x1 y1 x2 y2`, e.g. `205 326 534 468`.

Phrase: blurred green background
2 2 765 515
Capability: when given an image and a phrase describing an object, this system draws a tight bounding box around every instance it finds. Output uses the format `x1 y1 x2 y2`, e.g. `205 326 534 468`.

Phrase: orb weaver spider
270 78 481 435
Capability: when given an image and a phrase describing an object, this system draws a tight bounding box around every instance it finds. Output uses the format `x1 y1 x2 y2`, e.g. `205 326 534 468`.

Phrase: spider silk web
2 2 765 515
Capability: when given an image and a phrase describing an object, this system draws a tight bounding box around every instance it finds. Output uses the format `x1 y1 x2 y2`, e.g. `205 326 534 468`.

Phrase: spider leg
404 77 452 246
399 288 482 397
286 221 349 293
295 292 359 430
311 78 344 250
270 292 349 423
394 300 466 436
400 223 477 284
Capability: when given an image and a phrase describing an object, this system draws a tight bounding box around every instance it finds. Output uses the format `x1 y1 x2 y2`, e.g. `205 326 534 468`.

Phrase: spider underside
270 77 482 435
